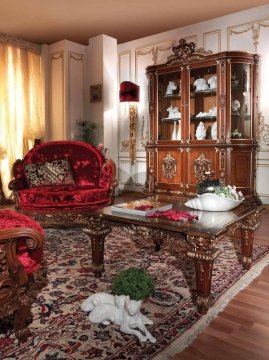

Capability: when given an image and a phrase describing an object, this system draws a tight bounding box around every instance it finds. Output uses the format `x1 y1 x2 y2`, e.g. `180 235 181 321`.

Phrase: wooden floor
171 208 269 360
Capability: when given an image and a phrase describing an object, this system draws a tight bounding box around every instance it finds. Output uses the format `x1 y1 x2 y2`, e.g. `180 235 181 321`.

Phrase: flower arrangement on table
185 185 245 211
214 185 244 201
185 185 244 211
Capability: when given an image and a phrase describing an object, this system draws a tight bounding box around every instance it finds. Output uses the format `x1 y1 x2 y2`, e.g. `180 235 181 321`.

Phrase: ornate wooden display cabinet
144 39 260 203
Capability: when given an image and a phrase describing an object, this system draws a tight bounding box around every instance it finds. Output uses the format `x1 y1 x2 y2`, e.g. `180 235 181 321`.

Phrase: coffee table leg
240 211 260 269
187 235 221 314
83 216 112 278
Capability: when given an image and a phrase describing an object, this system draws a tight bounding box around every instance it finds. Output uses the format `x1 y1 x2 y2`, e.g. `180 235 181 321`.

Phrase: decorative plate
185 193 243 212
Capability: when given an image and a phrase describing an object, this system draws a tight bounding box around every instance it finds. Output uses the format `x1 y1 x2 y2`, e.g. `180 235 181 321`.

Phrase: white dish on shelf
184 193 243 212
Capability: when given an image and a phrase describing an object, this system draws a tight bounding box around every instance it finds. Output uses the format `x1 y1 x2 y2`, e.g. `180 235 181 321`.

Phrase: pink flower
97 143 104 151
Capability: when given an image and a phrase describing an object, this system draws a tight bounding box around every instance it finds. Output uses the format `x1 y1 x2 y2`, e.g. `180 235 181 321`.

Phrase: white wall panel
119 159 133 185
119 51 131 83
257 22 269 137
50 51 65 140
135 158 147 186
203 30 221 53
68 51 85 140
118 51 131 156
257 150 269 203
135 47 152 152
228 23 255 52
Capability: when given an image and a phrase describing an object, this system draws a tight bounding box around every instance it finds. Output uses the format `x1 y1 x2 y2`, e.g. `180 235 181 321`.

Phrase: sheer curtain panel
0 34 44 199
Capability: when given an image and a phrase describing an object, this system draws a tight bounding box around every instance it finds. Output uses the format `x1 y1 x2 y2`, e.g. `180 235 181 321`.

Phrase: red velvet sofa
8 140 117 212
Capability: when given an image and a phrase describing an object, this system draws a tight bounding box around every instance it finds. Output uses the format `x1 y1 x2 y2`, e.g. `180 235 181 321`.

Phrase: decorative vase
176 120 181 140
171 121 177 140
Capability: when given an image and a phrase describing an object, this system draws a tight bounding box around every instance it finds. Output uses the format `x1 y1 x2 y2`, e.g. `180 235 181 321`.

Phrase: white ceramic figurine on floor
85 293 156 343
81 292 116 312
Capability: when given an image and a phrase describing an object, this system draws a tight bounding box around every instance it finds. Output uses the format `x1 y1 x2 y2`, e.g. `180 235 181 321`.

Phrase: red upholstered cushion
17 186 111 211
0 210 44 274
24 159 75 187
0 210 44 233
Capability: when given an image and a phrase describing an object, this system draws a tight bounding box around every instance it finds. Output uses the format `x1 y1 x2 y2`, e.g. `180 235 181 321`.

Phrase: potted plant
112 267 155 301
75 119 99 146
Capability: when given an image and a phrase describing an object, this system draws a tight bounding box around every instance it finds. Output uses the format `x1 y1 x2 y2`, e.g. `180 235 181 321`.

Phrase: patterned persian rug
1 227 269 360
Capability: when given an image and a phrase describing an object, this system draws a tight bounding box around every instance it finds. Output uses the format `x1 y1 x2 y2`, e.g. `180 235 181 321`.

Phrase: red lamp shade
119 81 140 102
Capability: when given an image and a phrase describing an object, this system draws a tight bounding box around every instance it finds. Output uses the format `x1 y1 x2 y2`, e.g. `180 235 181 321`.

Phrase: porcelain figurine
208 75 217 89
89 294 126 326
81 292 116 312
194 78 209 91
177 120 181 140
165 81 177 95
196 121 206 140
211 121 217 140
231 100 240 114
171 121 177 140
167 106 181 119
88 294 156 343
208 107 217 117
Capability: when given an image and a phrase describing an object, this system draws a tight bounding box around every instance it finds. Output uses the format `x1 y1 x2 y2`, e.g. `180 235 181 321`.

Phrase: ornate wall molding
257 111 269 147
69 52 84 62
50 51 63 61
140 116 148 148
228 19 269 52
136 41 175 65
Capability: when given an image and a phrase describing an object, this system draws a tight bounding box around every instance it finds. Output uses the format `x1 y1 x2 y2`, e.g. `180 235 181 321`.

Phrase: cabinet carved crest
162 153 177 180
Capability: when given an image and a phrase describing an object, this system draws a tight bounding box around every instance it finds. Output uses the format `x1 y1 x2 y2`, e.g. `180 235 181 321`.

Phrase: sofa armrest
8 178 27 191
99 160 118 188
99 159 118 204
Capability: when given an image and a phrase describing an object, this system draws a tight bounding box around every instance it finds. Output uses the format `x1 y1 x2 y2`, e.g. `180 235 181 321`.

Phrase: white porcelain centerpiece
185 185 244 211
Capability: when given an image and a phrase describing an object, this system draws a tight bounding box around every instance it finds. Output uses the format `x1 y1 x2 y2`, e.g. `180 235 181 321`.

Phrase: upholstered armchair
0 210 44 341
8 140 118 212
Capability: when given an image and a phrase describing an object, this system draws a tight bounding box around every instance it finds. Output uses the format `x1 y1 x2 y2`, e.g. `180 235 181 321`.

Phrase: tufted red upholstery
8 141 117 212
0 210 44 273
0 210 45 341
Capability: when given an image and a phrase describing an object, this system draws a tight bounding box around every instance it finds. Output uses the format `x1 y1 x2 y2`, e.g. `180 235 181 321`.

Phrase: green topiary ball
112 267 155 301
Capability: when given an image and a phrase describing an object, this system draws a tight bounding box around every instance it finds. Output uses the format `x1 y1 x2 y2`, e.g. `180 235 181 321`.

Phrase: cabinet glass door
157 71 181 141
231 63 252 139
189 65 217 141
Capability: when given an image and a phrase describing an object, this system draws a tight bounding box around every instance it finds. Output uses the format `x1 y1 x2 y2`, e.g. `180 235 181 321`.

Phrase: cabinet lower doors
149 145 255 197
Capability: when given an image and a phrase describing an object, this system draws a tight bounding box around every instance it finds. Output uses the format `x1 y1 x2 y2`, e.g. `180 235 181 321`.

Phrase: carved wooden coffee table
83 195 262 314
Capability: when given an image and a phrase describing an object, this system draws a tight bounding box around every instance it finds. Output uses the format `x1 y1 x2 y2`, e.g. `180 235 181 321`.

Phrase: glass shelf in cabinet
194 88 217 95
162 117 181 122
163 93 181 99
190 115 216 120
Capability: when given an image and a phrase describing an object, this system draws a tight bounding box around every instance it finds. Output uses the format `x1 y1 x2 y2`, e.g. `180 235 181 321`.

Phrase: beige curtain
0 36 44 199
